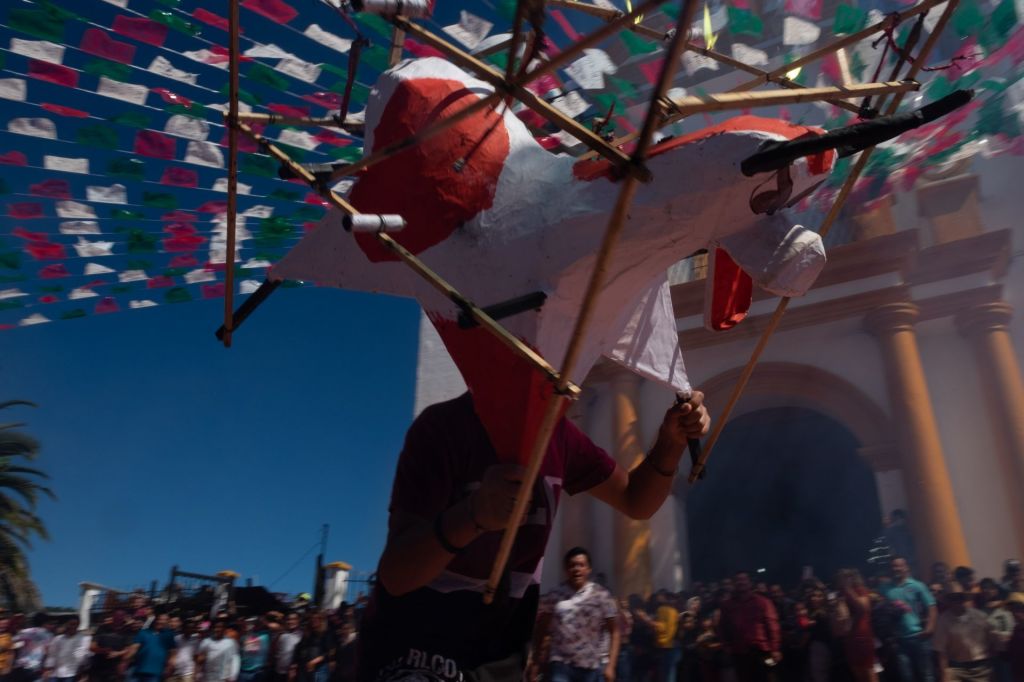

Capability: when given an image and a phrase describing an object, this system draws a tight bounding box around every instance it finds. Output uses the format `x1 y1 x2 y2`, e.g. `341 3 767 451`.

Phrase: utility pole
313 524 329 606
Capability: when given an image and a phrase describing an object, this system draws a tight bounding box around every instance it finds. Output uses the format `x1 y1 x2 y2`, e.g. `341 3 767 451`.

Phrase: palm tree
0 400 53 611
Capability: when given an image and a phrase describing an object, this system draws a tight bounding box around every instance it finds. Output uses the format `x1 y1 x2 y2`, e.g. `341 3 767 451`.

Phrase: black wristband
433 511 466 554
644 456 677 477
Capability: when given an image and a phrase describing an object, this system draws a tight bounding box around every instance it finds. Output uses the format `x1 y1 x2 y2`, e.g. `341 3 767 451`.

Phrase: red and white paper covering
271 58 831 463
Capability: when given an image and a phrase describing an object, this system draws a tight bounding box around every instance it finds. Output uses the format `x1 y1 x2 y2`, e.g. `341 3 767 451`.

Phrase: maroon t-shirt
358 393 616 681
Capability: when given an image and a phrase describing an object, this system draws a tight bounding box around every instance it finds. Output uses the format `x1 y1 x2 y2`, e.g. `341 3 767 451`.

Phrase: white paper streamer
182 48 228 68
277 128 320 151
244 43 292 58
18 314 50 326
148 56 199 85
118 270 149 283
213 178 252 194
59 221 101 235
565 49 617 90
8 117 55 138
731 43 770 66
551 89 590 118
0 79 27 102
165 114 210 141
72 238 114 258
44 155 89 174
84 263 115 275
275 58 322 83
682 51 721 76
85 184 127 204
10 38 65 63
304 24 353 54
69 287 100 300
56 201 97 219
442 11 493 51
184 268 217 284
97 76 149 106
129 300 159 309
783 16 822 45
185 140 225 168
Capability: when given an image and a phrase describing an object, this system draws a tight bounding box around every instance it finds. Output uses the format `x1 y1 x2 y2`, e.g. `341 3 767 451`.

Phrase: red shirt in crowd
718 593 781 655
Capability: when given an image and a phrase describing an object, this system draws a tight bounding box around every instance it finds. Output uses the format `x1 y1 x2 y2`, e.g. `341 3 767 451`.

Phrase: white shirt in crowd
274 631 302 675
539 581 618 670
933 607 993 663
45 632 92 679
198 637 240 682
174 633 200 677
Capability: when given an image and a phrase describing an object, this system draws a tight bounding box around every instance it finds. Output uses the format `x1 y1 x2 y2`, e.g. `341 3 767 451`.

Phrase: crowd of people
533 550 1024 682
0 598 358 682
0 554 1022 682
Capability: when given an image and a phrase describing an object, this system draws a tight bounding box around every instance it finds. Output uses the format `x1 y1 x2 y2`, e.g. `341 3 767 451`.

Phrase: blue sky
0 287 420 606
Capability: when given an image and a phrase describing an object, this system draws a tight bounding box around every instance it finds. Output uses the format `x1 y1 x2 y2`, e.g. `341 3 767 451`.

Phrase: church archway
684 363 895 584
686 406 883 583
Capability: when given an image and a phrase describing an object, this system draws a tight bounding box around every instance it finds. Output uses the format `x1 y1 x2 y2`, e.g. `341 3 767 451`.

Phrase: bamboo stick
549 0 668 40
389 25 406 67
222 0 241 348
233 121 577 396
836 48 854 87
687 0 961 482
235 112 359 129
396 19 652 181
505 0 526 82
664 80 917 116
482 0 700 605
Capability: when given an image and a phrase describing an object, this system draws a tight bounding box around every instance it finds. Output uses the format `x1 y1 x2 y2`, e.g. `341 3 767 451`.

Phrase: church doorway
686 406 883 585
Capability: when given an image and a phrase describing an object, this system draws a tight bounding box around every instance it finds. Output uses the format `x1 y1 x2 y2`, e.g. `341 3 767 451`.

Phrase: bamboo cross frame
549 0 865 116
481 0 701 605
729 0 948 93
597 0 948 152
686 0 961 483
216 0 667 340
233 119 579 399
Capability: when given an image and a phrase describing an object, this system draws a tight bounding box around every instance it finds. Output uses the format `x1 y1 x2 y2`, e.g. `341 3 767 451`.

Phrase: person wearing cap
932 585 995 682
1005 593 1024 682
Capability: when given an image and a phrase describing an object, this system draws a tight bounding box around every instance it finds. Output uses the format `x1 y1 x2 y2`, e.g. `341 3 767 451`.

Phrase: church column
865 303 971 568
610 370 653 598
559 399 594 557
955 302 1024 552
